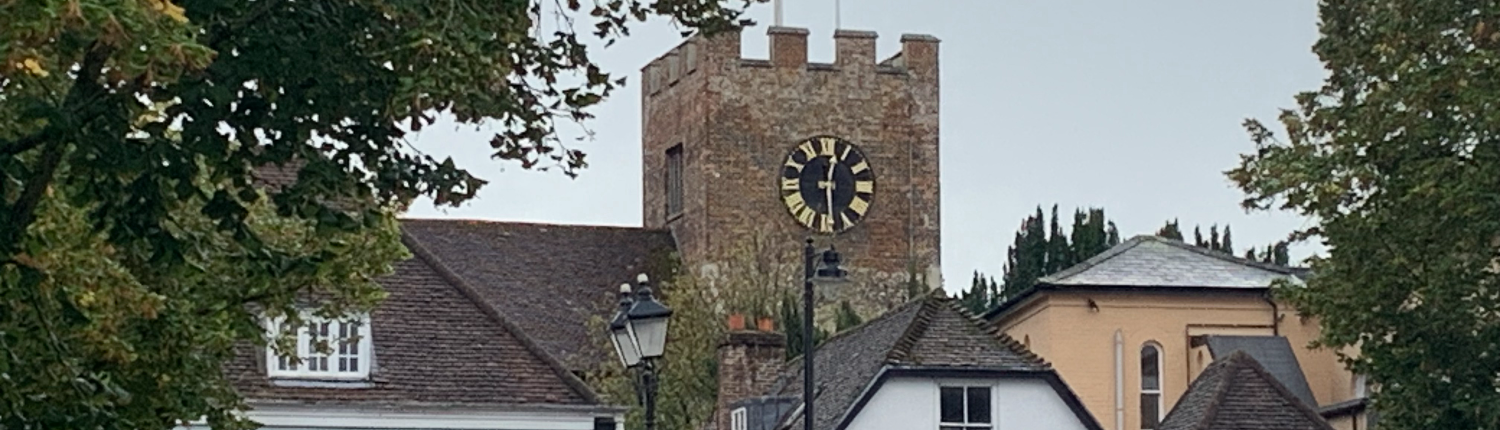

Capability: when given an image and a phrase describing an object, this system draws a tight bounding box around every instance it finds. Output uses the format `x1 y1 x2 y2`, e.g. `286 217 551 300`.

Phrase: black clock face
779 136 875 234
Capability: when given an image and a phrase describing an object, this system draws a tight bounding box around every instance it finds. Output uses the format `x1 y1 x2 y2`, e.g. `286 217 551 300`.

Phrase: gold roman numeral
840 144 853 161
785 193 807 214
781 178 800 191
818 213 833 232
850 160 869 174
840 212 855 228
785 158 804 171
849 196 870 215
855 180 874 194
819 137 837 157
798 142 816 159
796 207 816 227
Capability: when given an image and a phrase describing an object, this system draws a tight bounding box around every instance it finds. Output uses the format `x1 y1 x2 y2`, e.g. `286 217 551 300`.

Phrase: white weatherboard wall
844 376 1090 430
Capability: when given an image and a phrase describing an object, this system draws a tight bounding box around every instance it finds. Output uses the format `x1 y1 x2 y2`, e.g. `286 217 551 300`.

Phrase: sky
404 1 1328 293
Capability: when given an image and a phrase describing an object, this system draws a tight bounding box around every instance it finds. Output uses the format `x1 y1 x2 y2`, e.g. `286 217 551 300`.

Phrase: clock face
779 136 875 234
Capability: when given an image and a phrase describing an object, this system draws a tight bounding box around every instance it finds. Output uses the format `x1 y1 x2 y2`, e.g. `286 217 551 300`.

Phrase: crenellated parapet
639 27 940 97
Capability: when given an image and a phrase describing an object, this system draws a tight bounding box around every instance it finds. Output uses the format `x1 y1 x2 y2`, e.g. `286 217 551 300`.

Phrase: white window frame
937 384 994 430
730 407 748 430
264 312 372 380
1140 342 1164 430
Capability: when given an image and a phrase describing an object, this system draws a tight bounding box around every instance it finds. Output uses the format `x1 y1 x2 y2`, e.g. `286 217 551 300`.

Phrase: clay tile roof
769 292 1053 430
1040 235 1302 289
1159 351 1335 430
398 218 677 371
225 234 607 409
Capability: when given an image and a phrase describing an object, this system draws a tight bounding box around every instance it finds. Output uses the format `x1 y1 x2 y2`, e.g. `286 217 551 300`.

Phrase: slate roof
1204 336 1318 407
400 218 677 370
226 234 607 409
1159 351 1334 430
985 235 1304 320
764 292 1076 430
1041 235 1302 288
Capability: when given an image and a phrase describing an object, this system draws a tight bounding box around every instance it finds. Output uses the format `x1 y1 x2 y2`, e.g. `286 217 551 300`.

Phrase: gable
1041 236 1299 289
400 219 676 371
225 253 598 407
844 376 1092 430
1159 352 1333 430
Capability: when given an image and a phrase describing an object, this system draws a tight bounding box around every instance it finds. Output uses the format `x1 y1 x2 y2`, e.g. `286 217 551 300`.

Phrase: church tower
641 26 941 315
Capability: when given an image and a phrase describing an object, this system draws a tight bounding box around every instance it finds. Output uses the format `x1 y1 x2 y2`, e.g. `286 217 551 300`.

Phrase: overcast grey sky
404 1 1326 293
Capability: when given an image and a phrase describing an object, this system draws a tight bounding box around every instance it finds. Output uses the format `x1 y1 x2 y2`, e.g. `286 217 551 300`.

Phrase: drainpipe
1114 329 1124 430
1262 290 1280 336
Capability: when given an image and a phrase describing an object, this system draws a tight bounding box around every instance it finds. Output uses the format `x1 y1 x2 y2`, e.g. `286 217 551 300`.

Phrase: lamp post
608 273 674 430
802 239 848 430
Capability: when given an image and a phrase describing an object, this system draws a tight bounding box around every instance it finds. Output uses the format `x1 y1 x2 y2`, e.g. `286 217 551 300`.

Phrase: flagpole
774 0 783 26
834 0 841 29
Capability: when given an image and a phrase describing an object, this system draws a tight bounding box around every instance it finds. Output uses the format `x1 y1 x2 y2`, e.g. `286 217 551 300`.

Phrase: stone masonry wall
642 27 942 319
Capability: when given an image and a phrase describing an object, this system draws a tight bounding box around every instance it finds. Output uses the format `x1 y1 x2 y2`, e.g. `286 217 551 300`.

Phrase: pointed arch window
1140 342 1163 430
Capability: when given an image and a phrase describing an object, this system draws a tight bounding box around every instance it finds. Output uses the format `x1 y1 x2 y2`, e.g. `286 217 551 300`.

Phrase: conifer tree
1194 226 1205 248
834 301 864 331
1046 205 1072 274
1221 225 1235 255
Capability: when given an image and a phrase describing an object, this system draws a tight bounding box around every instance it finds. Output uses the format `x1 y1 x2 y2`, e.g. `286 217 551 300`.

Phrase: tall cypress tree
1046 205 1072 274
1106 221 1121 246
1000 207 1049 300
1221 225 1234 255
1194 226 1205 247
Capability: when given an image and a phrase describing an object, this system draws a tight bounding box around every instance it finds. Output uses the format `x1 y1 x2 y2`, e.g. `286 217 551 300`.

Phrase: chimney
715 317 786 430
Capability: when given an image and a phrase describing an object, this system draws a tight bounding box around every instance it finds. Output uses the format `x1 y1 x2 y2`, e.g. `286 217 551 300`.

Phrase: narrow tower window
665 144 684 217
1141 342 1163 430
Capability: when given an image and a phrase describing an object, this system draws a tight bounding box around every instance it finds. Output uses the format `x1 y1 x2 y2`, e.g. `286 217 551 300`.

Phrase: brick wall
641 27 943 319
714 329 787 430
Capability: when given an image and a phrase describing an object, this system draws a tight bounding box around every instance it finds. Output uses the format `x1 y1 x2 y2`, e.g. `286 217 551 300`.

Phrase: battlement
640 27 940 96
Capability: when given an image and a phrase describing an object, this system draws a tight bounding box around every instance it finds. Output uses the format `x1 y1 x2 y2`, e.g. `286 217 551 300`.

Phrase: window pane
350 357 359 372
1140 393 1161 429
966 387 991 423
940 387 965 423
1141 345 1160 390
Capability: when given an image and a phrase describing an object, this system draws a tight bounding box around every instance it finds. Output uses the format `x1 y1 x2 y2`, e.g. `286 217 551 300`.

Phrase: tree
1045 205 1072 273
1000 208 1048 300
1226 2 1500 427
957 271 999 315
1221 225 1235 255
2 0 757 427
1194 226 1205 248
834 300 864 331
1157 219 1184 241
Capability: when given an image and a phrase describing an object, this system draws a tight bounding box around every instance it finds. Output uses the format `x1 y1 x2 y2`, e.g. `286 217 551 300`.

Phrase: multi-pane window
1141 343 1163 430
730 407 748 430
266 314 372 379
939 386 992 430
665 144 684 217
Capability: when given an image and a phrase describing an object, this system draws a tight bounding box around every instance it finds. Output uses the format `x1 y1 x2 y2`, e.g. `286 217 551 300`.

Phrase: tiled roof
1204 336 1318 407
225 236 605 408
399 218 677 370
768 292 1054 430
1159 351 1334 430
1040 235 1302 288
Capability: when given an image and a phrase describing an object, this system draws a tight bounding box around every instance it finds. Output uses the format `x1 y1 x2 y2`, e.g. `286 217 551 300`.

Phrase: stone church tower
640 26 941 316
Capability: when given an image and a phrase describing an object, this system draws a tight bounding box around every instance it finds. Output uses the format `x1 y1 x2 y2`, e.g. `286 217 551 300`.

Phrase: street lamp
608 273 674 430
801 239 848 430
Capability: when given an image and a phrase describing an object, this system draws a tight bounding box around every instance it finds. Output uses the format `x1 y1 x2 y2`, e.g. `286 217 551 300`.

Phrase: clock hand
825 155 835 230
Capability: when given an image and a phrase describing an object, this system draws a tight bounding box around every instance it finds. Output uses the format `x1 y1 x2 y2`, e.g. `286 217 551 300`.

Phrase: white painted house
711 294 1102 430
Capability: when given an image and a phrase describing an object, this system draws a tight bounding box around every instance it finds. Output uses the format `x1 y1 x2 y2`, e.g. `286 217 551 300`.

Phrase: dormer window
265 313 372 379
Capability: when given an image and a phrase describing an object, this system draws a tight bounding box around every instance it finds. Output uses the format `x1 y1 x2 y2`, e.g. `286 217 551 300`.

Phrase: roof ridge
883 294 943 364
952 298 1052 369
399 232 604 405
1038 236 1150 284
1139 235 1303 275
1222 351 1336 430
810 292 930 352
400 217 671 233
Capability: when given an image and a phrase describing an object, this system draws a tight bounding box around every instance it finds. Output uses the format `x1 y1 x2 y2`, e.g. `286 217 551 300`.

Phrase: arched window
1140 343 1163 430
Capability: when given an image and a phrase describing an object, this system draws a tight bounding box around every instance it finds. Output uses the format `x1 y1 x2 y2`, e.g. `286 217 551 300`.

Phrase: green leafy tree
2 0 758 427
1226 2 1500 427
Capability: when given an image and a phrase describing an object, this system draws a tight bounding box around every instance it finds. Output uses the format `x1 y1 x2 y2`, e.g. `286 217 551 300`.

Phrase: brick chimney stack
715 318 786 430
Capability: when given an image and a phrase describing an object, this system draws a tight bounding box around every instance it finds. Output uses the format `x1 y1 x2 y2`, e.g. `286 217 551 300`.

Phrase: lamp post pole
641 360 659 430
802 239 816 430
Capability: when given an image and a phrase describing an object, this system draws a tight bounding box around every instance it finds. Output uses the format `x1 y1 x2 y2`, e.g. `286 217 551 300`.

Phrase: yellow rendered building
983 236 1373 430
